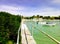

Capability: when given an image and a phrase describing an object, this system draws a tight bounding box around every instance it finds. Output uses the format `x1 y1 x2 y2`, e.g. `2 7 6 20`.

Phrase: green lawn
25 21 60 44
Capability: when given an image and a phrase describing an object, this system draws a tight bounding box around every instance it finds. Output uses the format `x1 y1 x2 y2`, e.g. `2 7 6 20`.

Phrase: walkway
21 20 36 44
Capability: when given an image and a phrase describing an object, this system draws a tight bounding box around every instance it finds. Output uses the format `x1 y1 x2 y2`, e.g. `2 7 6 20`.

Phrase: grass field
24 21 60 44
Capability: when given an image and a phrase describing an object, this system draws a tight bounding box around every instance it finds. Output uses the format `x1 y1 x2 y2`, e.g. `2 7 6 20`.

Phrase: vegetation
0 12 21 44
23 15 60 20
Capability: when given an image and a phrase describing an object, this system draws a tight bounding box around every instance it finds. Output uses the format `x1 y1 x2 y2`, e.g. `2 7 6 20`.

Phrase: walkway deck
21 20 36 44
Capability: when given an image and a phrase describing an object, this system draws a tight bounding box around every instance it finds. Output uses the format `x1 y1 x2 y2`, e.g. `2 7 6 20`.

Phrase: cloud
23 7 60 16
35 7 60 16
0 5 25 15
0 5 60 16
51 0 60 4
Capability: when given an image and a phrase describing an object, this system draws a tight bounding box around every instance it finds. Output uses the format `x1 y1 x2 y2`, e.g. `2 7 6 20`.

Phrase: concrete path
21 20 36 44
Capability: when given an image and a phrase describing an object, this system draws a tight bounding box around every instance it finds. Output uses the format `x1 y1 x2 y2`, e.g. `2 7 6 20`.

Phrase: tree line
0 12 21 44
23 15 60 20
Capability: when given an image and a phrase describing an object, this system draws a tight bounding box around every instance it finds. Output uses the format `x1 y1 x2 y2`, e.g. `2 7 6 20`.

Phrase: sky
0 0 60 16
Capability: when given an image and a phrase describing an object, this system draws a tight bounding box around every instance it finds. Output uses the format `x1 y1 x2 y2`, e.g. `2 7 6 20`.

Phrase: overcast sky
0 0 60 16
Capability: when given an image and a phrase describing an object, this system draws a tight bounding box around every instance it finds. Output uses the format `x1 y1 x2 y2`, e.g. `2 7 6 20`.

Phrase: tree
0 12 21 44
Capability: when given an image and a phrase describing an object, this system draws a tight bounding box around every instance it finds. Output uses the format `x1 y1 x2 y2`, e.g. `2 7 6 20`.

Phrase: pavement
21 20 36 44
